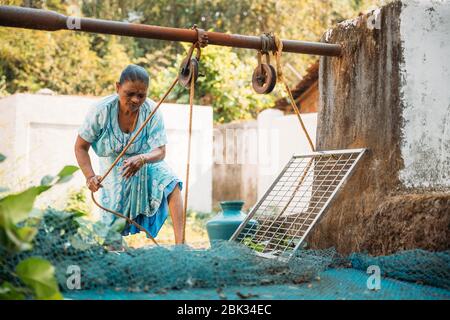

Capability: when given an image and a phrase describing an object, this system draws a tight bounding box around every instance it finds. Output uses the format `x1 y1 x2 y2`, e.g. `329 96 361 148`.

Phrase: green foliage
0 282 26 300
69 216 125 250
243 237 265 253
41 165 80 186
79 0 383 84
0 0 382 122
0 25 130 96
149 43 275 123
35 207 126 252
64 187 91 217
0 155 79 300
0 165 79 228
15 257 63 300
0 220 37 252
0 75 8 98
0 186 51 225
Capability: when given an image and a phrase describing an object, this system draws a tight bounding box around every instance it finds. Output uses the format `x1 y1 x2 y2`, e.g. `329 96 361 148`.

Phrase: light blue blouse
78 94 182 237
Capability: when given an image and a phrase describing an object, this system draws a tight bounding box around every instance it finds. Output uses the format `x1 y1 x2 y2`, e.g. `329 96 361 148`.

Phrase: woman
74 64 184 244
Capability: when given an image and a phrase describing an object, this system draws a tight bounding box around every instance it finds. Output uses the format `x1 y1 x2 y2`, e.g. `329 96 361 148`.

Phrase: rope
182 64 196 243
253 34 318 240
182 36 202 243
272 34 315 152
90 42 200 246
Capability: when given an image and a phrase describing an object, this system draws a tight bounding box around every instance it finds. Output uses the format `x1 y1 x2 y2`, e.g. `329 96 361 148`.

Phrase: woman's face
116 80 148 112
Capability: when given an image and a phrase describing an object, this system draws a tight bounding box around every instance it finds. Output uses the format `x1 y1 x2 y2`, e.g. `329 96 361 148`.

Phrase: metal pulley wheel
178 57 199 88
252 64 277 94
252 51 277 94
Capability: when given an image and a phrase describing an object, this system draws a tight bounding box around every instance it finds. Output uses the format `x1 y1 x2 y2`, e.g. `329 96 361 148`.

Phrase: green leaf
56 166 79 184
66 209 86 218
0 211 36 252
0 282 26 300
28 208 44 219
243 237 265 253
0 153 5 163
1 218 35 252
15 226 38 243
40 175 56 186
0 186 51 224
16 257 62 300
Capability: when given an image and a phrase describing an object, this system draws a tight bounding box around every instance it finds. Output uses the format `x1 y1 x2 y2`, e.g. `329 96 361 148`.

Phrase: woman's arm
121 146 166 179
74 135 102 191
142 145 166 163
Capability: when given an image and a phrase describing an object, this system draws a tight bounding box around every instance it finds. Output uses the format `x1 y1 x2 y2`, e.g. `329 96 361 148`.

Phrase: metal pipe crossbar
0 5 341 56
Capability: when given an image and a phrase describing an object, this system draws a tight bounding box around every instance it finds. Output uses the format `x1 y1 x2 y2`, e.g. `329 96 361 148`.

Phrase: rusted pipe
0 5 342 56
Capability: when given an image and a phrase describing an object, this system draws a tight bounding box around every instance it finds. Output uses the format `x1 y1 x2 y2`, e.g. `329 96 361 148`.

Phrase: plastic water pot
206 200 257 244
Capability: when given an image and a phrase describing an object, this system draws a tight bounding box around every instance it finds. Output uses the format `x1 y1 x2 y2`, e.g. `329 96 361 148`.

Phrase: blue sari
78 94 182 238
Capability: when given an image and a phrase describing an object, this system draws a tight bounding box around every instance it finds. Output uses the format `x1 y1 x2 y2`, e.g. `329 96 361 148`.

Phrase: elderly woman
74 64 184 244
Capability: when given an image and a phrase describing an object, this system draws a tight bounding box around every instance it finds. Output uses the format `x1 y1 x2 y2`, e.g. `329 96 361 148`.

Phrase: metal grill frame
230 148 366 261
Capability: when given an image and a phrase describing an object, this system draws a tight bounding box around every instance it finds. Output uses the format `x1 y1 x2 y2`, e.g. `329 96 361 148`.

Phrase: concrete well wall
308 1 450 255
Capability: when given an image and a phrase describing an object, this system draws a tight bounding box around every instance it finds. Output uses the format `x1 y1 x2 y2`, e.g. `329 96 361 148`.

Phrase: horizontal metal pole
0 5 341 56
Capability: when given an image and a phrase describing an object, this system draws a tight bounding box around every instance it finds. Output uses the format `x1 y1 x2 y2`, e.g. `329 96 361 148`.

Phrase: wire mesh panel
231 148 366 261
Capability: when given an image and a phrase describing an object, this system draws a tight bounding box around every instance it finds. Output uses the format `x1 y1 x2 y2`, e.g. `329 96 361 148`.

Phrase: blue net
1 208 449 299
350 249 450 290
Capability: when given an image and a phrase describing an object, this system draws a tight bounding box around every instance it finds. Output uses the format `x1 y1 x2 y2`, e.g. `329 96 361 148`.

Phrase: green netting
1 208 449 299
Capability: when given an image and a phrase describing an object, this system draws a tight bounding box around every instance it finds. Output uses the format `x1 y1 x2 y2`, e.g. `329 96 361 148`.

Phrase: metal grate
230 148 366 261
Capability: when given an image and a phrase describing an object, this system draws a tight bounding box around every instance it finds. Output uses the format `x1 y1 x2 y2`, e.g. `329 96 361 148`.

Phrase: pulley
179 57 199 88
252 51 277 94
179 26 206 89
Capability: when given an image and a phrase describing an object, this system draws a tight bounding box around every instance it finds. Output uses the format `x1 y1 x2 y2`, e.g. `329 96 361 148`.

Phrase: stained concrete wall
308 1 450 255
0 93 213 213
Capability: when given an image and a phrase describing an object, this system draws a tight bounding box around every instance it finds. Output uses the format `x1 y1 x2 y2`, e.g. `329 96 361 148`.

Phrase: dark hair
119 64 149 86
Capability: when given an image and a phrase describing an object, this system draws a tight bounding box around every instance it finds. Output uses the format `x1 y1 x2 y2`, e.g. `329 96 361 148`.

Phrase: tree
0 0 384 122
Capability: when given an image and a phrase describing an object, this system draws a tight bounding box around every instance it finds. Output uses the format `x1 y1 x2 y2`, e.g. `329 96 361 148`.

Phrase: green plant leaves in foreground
56 165 79 183
0 164 78 299
1 165 80 226
15 257 62 300
0 186 51 225
0 282 26 300
41 165 79 186
1 223 38 252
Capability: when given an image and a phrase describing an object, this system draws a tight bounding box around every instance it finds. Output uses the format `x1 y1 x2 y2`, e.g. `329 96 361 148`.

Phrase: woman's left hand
121 155 145 179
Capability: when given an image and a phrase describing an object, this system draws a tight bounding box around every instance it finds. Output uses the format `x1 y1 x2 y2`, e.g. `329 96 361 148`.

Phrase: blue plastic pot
206 200 257 244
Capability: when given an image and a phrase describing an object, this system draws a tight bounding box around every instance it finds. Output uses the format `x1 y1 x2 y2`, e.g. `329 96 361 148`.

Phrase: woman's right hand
86 175 103 192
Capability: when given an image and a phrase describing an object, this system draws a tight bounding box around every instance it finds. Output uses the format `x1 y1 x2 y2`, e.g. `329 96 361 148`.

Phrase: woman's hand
121 155 146 179
86 175 103 192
